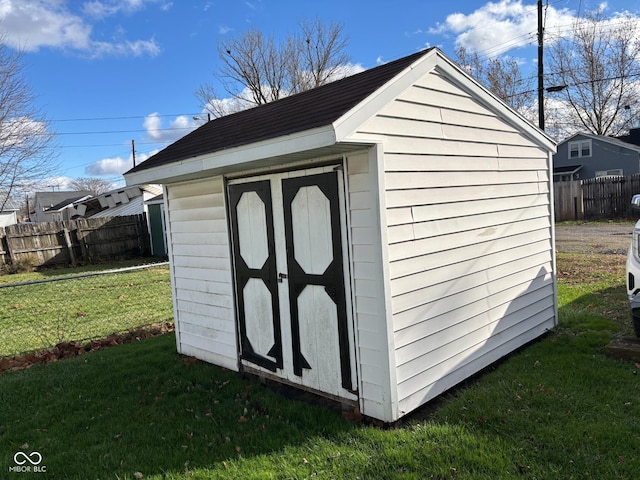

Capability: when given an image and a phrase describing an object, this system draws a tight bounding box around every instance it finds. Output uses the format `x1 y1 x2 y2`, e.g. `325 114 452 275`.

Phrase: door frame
226 162 359 399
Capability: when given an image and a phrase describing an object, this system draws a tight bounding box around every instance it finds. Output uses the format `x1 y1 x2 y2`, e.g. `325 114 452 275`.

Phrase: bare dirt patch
555 222 635 255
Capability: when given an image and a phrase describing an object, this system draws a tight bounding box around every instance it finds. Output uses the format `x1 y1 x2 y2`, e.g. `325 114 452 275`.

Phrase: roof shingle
127 48 433 174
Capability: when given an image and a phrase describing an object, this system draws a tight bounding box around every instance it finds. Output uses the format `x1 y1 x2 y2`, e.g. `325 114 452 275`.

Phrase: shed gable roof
127 49 431 175
126 48 554 185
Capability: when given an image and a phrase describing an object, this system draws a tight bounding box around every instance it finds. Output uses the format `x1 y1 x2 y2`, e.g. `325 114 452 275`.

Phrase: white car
626 194 640 337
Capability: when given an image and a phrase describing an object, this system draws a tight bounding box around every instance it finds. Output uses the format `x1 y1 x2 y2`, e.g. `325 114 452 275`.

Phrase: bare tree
546 9 640 137
288 18 350 94
0 41 57 211
69 177 114 195
455 46 535 118
196 18 351 117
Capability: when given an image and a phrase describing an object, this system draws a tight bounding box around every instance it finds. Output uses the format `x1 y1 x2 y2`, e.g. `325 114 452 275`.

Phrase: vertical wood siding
346 151 394 421
166 177 237 370
353 70 556 416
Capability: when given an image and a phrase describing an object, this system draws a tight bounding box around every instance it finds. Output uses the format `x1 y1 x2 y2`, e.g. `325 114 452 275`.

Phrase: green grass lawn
0 261 172 357
0 253 639 479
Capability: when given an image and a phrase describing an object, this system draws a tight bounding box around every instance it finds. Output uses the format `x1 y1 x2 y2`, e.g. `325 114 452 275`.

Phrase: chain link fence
0 262 173 359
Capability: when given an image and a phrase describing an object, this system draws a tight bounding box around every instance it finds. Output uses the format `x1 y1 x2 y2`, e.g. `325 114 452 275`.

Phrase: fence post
76 219 89 260
0 226 9 266
63 227 76 264
5 228 17 264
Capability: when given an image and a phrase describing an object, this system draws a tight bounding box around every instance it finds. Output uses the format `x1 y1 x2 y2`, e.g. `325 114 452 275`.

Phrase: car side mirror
632 194 640 208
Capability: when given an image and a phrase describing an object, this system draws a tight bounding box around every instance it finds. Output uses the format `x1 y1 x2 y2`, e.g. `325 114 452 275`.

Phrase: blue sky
2 0 639 189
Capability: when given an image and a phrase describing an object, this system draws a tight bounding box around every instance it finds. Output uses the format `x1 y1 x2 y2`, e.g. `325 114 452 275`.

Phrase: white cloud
143 113 200 143
82 0 159 19
85 147 161 176
0 0 161 56
429 0 575 57
91 38 160 57
1 116 49 148
0 0 92 51
85 156 134 176
84 113 200 177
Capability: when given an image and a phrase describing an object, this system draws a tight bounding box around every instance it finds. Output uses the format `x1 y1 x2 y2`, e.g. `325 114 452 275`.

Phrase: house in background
0 196 20 227
553 132 640 181
73 184 162 219
32 191 92 223
124 48 557 422
72 184 165 256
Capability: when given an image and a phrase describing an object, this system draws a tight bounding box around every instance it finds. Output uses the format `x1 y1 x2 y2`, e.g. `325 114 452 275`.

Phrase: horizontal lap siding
166 178 237 371
355 71 555 415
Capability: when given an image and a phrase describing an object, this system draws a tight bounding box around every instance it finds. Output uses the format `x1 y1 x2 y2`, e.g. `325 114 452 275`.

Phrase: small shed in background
0 195 20 227
124 48 557 422
144 194 168 257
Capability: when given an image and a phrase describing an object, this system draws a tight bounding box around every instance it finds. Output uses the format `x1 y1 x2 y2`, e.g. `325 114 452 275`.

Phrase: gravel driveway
555 222 635 255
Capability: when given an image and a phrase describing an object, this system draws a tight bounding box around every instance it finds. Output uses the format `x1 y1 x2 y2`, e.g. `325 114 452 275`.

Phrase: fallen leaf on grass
134 472 143 479
342 407 363 422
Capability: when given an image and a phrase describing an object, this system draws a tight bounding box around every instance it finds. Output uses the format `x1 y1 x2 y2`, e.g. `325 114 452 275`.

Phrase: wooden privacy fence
0 215 150 267
553 180 583 221
554 174 640 221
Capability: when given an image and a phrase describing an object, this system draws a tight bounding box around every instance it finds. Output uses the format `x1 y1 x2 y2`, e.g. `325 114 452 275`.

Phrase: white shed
124 48 557 423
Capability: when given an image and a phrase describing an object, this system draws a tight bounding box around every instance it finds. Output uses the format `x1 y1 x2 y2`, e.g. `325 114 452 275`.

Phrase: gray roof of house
553 165 583 174
126 48 433 175
47 195 92 212
35 191 93 209
1 196 19 211
562 132 640 153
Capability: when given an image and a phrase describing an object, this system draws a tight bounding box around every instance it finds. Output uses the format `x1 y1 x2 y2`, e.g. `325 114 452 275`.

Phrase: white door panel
228 166 357 399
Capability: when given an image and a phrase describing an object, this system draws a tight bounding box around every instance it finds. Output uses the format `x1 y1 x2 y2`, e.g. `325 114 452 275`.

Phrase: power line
54 126 197 136
466 8 640 61
51 112 203 123
61 140 170 149
504 71 640 99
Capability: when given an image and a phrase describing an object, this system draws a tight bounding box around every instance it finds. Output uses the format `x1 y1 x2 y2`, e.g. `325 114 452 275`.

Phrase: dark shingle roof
47 195 91 211
553 165 582 174
128 49 433 174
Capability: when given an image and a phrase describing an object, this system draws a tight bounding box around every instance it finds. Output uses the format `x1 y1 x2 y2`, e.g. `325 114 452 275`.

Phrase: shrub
2 254 40 275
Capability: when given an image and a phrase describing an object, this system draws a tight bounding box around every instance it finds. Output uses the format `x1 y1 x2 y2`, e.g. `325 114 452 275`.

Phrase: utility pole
538 0 545 130
131 139 136 168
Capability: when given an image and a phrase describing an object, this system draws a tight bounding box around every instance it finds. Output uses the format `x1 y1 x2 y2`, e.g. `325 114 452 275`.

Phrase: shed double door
227 166 357 400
